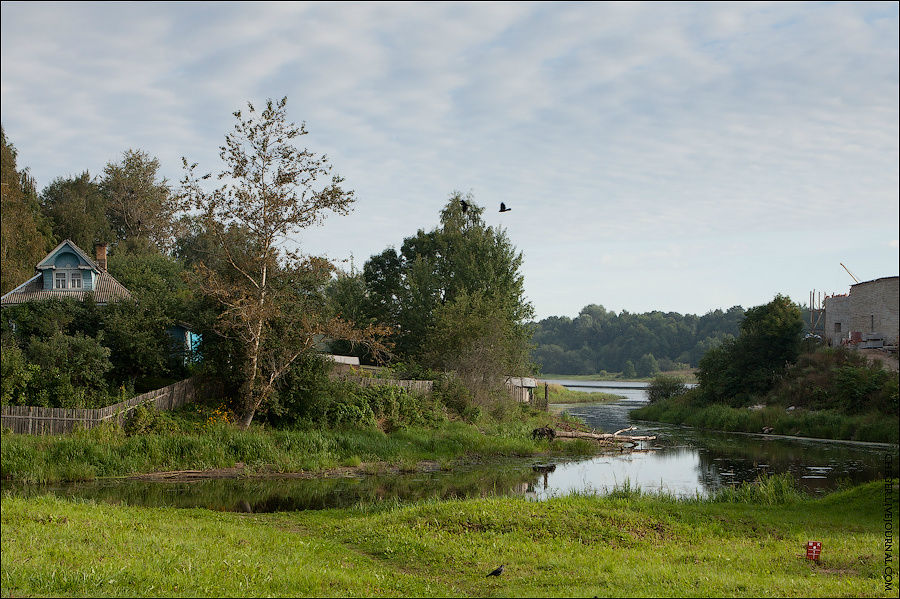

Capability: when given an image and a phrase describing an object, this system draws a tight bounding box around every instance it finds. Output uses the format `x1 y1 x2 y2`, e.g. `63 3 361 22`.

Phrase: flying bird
499 202 511 213
487 565 504 577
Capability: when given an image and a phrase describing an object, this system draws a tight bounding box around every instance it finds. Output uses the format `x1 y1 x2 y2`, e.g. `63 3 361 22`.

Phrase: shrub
124 404 179 436
646 374 687 404
433 373 479 422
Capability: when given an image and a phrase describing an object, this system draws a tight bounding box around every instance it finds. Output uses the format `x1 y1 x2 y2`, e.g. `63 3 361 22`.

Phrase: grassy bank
2 476 895 597
540 382 624 404
541 369 698 384
631 395 900 444
1 410 603 484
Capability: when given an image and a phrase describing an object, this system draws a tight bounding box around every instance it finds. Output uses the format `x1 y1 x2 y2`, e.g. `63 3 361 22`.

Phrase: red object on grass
806 541 822 561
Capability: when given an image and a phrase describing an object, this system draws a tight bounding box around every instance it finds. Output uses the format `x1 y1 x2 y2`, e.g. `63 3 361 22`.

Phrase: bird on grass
499 202 511 213
487 565 504 577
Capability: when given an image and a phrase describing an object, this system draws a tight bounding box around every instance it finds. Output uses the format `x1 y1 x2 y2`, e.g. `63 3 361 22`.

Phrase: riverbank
540 382 625 404
2 476 895 597
540 369 698 384
631 397 900 444
0 414 609 484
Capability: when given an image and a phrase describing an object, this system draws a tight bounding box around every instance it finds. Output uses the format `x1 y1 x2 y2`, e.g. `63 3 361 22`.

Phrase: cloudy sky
2 1 898 320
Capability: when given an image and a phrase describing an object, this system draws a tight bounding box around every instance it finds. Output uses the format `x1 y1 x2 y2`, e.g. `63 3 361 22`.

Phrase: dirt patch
859 348 899 372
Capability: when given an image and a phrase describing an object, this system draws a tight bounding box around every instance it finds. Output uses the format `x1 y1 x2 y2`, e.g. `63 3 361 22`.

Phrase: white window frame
54 270 82 290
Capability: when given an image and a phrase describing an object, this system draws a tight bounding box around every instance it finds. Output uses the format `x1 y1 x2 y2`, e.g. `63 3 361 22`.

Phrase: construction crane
840 263 860 284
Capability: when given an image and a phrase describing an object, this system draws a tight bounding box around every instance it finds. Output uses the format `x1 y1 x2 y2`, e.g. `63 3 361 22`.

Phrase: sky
2 1 898 321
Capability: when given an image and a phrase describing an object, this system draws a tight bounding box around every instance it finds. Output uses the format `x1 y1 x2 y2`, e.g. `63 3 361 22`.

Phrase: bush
433 373 479 422
0 343 40 406
124 404 179 436
646 374 687 404
270 353 446 430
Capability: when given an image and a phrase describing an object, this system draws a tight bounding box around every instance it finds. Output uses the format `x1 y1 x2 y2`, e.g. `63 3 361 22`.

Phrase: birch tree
180 97 372 427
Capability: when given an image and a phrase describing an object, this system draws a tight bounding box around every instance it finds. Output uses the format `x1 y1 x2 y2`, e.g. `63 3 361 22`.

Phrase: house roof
326 354 361 366
506 376 537 388
36 239 102 272
1 240 132 306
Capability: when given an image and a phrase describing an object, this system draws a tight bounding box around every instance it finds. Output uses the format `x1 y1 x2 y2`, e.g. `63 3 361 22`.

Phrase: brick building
848 276 899 348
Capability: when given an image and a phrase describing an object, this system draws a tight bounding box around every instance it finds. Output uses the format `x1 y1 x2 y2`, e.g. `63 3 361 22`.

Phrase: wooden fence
338 376 434 395
1 377 208 435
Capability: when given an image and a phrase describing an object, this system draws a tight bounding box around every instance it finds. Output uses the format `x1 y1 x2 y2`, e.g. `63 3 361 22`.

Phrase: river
543 379 898 498
3 382 897 511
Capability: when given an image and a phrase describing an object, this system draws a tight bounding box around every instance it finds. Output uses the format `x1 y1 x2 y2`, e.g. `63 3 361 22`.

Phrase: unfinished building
822 276 899 349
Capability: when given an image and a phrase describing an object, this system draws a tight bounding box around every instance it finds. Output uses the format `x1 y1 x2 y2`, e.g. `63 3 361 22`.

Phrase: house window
834 323 841 333
54 270 82 289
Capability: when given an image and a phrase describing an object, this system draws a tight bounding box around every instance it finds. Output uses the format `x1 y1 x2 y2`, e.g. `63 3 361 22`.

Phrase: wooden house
1 240 131 306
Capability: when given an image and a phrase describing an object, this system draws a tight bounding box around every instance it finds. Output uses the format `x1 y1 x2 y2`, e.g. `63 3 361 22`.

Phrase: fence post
544 383 549 411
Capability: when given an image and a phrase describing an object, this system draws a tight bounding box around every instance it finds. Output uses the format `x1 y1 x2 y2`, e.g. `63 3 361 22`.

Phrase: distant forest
530 304 746 376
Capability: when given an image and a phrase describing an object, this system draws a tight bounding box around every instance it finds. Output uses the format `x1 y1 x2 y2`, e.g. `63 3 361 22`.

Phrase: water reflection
2 464 546 513
549 381 898 497
3 383 896 511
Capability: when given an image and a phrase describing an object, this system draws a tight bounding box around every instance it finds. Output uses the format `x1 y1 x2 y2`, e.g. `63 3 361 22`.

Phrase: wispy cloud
2 1 897 318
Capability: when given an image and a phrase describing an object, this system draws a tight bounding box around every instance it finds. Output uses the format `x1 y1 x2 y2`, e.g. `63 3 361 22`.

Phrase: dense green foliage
530 303 744 375
769 346 899 415
2 478 895 597
265 354 446 430
1 250 195 407
696 294 804 406
328 194 535 409
632 296 898 443
645 374 688 404
0 127 54 295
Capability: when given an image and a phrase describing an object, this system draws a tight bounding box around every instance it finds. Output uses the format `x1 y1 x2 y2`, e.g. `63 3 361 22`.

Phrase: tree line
530 304 746 376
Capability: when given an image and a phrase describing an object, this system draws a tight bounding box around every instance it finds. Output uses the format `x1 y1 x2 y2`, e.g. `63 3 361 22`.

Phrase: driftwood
553 426 657 443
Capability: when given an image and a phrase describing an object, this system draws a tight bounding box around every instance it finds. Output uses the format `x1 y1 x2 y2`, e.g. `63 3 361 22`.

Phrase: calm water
545 379 897 498
3 382 897 511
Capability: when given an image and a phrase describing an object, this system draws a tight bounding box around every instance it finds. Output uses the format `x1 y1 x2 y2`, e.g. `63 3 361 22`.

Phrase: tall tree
180 97 381 427
101 149 175 253
697 294 803 405
40 172 112 251
1 126 54 294
355 193 535 396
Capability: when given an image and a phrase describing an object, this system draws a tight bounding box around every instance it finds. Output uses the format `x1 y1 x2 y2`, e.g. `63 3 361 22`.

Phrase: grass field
2 476 895 597
540 382 625 404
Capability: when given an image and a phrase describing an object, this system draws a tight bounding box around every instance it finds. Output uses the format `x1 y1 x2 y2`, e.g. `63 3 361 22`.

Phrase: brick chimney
95 243 107 271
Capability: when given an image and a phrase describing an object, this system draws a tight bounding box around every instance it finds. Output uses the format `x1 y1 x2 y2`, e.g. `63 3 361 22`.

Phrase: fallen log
553 426 656 442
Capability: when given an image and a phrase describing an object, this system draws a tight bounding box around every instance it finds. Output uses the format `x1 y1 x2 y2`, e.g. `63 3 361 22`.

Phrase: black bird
487 565 504 577
460 199 469 214
499 202 511 213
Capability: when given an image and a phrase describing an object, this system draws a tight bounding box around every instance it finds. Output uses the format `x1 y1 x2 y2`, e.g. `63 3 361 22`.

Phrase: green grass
541 369 698 384
632 396 900 444
2 477 895 597
0 407 574 484
540 383 624 404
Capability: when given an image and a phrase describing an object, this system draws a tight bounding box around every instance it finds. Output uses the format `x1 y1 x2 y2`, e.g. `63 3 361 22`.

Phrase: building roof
326 354 361 366
506 376 537 388
36 239 102 272
1 270 132 306
851 275 899 290
1 240 132 306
